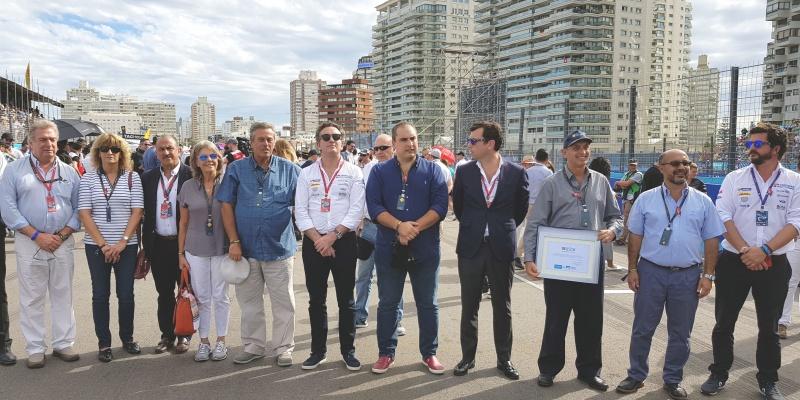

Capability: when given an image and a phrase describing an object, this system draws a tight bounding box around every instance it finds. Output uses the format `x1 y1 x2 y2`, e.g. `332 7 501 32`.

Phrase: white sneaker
211 342 228 361
194 343 211 362
396 325 407 336
277 351 293 367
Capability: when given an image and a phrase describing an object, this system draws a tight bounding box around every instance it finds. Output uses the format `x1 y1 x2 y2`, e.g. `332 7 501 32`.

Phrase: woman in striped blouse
78 133 144 363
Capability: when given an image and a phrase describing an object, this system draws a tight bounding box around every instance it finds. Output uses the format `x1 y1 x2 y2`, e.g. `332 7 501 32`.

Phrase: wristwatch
701 273 716 281
122 235 130 242
335 230 344 240
57 232 69 241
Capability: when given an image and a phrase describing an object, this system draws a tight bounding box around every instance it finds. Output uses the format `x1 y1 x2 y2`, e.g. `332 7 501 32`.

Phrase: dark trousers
85 244 137 348
150 236 183 341
538 261 604 378
709 250 791 385
0 228 10 349
302 233 357 356
458 242 513 362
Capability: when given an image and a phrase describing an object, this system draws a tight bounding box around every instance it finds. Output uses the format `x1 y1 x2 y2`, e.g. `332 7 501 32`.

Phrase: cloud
689 0 773 69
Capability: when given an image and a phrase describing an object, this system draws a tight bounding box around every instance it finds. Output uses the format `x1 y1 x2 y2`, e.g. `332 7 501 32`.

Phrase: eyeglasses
199 153 219 162
660 160 692 168
466 137 486 146
99 146 122 154
745 139 768 149
373 145 391 152
320 133 342 142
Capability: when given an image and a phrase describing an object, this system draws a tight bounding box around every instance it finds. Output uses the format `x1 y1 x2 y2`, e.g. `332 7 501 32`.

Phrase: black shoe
453 359 475 376
496 361 519 380
98 348 113 363
123 341 141 354
700 373 726 395
513 257 524 270
663 383 688 399
0 349 17 366
343 353 361 371
537 373 554 387
578 375 609 392
616 377 644 394
301 353 327 370
154 338 174 354
760 382 785 400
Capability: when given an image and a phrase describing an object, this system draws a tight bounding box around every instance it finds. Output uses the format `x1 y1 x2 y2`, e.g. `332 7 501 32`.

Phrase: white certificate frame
536 226 601 284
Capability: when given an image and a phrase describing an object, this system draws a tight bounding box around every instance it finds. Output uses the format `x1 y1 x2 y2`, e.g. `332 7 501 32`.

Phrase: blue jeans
375 247 439 358
628 259 701 384
355 220 405 325
85 244 137 348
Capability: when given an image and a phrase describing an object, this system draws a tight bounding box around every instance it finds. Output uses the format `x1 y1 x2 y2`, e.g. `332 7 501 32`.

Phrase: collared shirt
365 156 449 260
155 164 181 236
477 157 504 236
628 185 725 268
526 163 553 204
295 158 365 234
216 156 300 261
361 159 379 220
142 146 160 172
523 167 623 262
0 154 81 233
716 163 800 255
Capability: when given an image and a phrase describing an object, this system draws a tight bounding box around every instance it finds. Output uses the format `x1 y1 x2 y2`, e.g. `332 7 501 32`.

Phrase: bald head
658 149 690 186
373 133 394 161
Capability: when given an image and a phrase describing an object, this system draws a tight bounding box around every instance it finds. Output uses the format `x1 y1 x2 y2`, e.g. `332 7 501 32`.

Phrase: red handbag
173 268 198 336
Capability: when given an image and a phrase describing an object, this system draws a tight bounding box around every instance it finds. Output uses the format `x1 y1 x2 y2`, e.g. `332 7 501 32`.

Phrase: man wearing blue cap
523 130 623 391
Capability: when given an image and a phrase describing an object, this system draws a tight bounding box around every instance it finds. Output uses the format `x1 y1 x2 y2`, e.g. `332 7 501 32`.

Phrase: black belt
155 234 178 241
641 258 701 271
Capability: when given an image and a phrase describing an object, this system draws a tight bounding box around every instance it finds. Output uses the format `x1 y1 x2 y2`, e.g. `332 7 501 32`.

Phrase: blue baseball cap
563 130 592 149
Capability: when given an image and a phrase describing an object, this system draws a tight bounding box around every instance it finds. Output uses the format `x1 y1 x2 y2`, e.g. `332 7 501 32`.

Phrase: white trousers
236 257 295 356
780 247 800 326
15 234 77 355
185 252 230 339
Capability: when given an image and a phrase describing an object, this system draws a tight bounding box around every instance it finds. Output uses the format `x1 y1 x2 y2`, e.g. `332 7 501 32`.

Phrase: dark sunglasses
466 137 486 145
199 153 219 162
320 133 342 142
660 160 691 168
99 146 121 154
745 139 768 149
373 145 391 152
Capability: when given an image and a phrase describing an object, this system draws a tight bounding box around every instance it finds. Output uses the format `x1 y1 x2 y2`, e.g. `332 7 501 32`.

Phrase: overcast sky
0 0 773 127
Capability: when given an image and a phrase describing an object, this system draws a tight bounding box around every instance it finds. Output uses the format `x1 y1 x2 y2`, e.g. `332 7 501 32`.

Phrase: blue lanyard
750 168 781 210
660 186 689 227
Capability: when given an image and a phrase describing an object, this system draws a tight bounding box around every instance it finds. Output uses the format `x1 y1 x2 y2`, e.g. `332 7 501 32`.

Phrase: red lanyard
159 173 178 200
481 172 500 208
30 158 57 194
319 160 344 199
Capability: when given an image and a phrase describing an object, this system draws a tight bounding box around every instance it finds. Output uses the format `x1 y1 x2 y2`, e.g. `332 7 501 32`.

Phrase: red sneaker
371 355 394 374
423 355 445 375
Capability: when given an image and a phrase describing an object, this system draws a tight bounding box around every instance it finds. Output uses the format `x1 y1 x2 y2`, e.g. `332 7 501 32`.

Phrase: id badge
160 201 173 219
580 205 590 227
320 197 331 213
46 194 57 213
756 210 769 227
396 193 406 211
255 190 263 208
659 226 673 246
106 205 112 223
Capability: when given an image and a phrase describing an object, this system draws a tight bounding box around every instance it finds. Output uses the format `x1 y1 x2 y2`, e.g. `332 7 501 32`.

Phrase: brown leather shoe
175 338 190 354
154 338 175 354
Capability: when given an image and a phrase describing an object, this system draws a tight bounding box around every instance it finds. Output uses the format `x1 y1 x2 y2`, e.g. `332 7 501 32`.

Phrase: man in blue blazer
452 121 529 379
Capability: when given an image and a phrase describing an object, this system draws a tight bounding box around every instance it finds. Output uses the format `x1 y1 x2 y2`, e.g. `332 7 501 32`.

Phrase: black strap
660 186 689 227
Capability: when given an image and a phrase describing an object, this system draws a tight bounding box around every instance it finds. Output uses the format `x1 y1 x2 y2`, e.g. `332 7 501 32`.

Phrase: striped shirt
78 170 144 245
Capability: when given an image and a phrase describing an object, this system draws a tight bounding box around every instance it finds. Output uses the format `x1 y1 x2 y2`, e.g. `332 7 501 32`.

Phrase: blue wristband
761 244 772 256
31 230 40 241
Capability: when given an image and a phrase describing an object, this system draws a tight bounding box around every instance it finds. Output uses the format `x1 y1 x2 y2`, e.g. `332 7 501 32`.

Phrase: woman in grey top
178 141 230 362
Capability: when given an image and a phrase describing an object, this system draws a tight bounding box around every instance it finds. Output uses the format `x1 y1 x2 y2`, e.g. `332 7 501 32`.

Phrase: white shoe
396 325 406 336
277 351 293 367
211 342 228 361
194 343 211 362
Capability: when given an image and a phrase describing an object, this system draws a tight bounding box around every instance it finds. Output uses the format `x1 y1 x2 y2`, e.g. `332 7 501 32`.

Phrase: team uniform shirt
716 163 800 255
155 164 181 236
78 170 144 245
295 159 365 234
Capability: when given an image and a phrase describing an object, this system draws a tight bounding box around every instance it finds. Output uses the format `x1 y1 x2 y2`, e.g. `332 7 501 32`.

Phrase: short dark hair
535 148 548 162
316 122 343 141
750 122 787 159
588 157 611 178
469 121 503 151
391 122 416 141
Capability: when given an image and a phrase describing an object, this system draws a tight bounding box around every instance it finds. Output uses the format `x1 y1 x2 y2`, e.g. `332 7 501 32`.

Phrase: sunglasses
373 145 391 152
99 146 121 154
199 153 219 162
466 137 486 145
660 160 692 168
320 133 342 142
745 139 768 149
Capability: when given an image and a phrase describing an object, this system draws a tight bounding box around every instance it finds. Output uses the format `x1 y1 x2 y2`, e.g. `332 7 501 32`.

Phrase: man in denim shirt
217 122 300 367
366 122 449 375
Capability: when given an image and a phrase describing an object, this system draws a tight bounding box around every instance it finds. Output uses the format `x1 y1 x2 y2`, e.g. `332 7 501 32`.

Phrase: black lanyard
750 167 781 210
253 158 270 191
99 168 121 223
660 186 689 228
199 179 217 236
562 169 589 206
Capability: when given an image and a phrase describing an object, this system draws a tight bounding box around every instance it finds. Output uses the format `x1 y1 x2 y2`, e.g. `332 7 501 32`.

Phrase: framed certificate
536 226 601 284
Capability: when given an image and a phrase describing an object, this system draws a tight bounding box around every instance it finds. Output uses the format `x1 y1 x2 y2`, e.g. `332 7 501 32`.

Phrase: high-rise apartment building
190 96 216 143
762 0 800 127
319 78 375 134
683 55 720 152
290 71 326 136
372 0 476 142
353 55 375 82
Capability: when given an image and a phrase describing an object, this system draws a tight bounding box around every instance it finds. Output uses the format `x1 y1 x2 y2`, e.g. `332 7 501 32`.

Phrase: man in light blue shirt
0 120 81 368
615 149 725 398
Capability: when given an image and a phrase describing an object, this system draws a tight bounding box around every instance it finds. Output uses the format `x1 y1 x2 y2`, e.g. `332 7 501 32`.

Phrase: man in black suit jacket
142 135 193 354
452 121 529 380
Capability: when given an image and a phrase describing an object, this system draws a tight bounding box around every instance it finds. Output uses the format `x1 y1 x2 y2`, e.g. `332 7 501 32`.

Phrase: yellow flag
143 128 151 140
24 62 31 89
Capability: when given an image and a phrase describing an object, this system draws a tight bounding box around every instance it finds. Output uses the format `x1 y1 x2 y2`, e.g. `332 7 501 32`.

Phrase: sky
0 0 774 127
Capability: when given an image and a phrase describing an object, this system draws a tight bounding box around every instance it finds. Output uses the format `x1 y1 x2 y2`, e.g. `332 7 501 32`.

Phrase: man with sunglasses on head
0 120 82 368
701 123 800 400
615 149 725 399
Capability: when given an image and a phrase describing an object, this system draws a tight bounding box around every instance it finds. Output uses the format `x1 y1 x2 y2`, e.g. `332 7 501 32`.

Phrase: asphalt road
3 220 800 399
